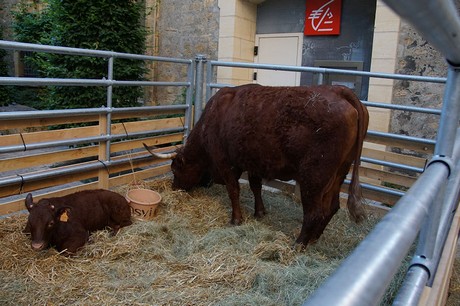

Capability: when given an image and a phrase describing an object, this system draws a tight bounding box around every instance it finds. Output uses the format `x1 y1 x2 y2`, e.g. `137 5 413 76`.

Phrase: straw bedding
0 176 458 305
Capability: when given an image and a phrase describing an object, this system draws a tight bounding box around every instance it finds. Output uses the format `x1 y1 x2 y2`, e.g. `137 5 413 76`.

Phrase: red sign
304 0 342 36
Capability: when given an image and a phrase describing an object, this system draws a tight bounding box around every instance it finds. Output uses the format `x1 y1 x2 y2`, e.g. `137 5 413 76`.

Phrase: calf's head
25 194 69 251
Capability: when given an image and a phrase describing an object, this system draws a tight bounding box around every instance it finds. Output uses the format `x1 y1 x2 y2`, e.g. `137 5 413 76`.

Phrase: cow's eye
48 221 55 228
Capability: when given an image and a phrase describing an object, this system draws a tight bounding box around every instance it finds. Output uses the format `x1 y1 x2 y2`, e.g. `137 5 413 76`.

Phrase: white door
254 33 303 86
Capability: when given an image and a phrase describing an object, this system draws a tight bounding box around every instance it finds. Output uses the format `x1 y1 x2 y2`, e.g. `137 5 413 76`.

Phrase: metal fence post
194 54 207 124
98 56 114 188
393 64 460 305
184 59 196 140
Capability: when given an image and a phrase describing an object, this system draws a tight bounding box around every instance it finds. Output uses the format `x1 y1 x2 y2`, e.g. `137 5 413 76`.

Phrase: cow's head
143 143 211 190
25 194 69 251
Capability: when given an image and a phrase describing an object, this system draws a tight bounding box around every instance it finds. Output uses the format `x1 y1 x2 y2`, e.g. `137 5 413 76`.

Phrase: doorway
254 33 303 86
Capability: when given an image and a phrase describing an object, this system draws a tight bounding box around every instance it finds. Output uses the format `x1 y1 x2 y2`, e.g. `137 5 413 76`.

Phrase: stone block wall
152 0 220 105
390 1 460 154
391 21 447 144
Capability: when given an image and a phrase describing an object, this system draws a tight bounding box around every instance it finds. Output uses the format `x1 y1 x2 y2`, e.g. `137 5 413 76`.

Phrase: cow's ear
56 207 71 223
25 193 34 211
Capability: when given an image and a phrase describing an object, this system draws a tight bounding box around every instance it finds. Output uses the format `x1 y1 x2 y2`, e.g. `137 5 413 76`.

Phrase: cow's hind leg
296 190 324 247
297 176 343 247
307 188 341 243
248 173 266 218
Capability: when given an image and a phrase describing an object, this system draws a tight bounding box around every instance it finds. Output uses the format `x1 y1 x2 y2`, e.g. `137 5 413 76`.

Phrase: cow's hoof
254 210 266 219
292 242 307 252
230 218 242 226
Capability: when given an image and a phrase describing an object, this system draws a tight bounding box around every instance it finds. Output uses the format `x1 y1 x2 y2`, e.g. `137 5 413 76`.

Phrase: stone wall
153 0 220 105
390 2 460 150
391 21 447 144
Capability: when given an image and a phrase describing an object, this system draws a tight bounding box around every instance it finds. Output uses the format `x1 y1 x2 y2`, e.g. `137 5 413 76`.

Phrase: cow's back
199 85 359 181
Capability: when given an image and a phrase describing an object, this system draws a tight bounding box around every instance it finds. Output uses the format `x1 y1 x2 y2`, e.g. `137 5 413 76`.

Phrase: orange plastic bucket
126 189 161 221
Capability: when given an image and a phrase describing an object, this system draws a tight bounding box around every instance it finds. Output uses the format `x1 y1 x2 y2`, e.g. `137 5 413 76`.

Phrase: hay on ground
0 176 458 305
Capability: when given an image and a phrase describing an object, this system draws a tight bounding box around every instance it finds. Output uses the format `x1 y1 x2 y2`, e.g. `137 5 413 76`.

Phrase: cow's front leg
224 178 242 225
248 173 266 218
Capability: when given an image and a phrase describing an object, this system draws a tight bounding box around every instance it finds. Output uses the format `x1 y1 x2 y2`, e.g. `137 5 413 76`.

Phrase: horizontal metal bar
0 76 191 87
0 105 188 120
0 108 107 120
361 157 425 174
109 127 186 141
111 104 188 114
367 130 436 146
0 154 156 188
0 77 110 86
0 127 185 155
363 101 442 115
112 80 190 87
0 135 109 154
304 161 450 306
344 179 406 198
210 60 447 83
0 40 192 64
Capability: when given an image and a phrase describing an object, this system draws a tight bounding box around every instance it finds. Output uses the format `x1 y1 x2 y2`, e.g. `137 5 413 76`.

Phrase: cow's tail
342 87 369 223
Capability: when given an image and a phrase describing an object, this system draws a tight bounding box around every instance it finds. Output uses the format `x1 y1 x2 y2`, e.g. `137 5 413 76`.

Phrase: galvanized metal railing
0 40 195 192
304 0 460 305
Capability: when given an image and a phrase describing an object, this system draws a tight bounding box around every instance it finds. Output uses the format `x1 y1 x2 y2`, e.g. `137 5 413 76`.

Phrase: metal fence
0 40 195 212
304 0 460 304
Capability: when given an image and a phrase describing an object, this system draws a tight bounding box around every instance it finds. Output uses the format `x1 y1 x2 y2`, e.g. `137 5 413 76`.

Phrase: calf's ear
25 193 34 211
56 207 71 222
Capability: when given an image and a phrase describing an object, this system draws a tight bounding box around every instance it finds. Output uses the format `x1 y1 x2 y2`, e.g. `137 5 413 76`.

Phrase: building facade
1 0 450 139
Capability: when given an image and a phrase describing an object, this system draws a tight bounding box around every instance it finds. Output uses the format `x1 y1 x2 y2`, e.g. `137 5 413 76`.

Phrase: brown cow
144 84 369 247
24 189 132 254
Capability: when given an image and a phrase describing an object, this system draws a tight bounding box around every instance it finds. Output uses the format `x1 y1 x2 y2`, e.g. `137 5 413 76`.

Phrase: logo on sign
304 0 342 36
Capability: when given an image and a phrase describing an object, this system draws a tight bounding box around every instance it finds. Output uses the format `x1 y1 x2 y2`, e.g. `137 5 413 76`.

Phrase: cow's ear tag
59 209 70 222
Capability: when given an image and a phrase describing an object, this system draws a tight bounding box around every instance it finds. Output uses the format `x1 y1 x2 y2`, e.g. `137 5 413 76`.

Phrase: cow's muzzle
31 241 46 251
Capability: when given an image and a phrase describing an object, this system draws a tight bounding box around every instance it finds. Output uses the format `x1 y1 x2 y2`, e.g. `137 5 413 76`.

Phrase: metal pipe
205 60 213 103
360 157 424 174
0 108 107 120
105 57 114 162
434 67 460 157
194 54 206 124
382 0 460 66
210 60 446 84
0 77 190 87
364 101 441 115
0 127 185 155
393 267 430 306
111 104 188 114
0 154 155 187
303 162 449 306
0 40 192 64
393 135 460 304
393 64 460 303
0 105 188 120
343 179 406 198
184 60 195 139
366 130 436 146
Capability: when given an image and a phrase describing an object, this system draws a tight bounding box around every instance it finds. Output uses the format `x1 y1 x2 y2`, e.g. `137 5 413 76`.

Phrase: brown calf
24 189 132 254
